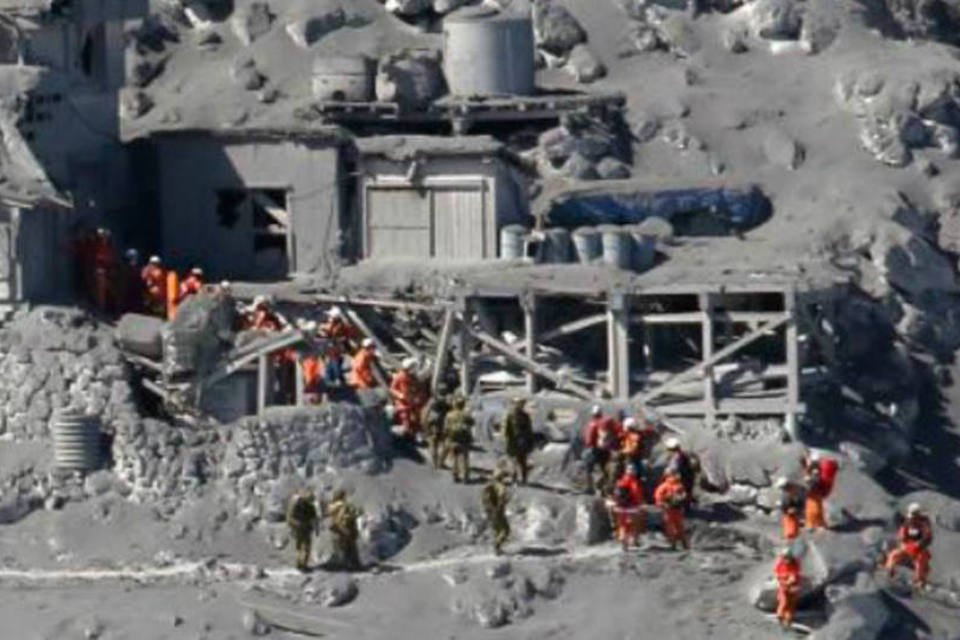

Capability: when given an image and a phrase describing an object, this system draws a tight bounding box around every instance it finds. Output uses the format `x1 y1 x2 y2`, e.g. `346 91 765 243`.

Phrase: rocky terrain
5 0 960 637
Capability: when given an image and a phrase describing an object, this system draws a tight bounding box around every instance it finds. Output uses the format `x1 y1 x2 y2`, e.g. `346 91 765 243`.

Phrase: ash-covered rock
360 503 418 560
375 50 446 110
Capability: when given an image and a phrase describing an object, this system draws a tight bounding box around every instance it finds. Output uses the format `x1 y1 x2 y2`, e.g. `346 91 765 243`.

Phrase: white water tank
443 3 535 97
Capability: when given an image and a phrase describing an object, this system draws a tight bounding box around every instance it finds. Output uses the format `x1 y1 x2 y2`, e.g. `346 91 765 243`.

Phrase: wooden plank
523 295 537 394
459 300 474 394
465 325 594 400
294 352 305 407
537 313 606 344
700 293 715 423
121 352 163 373
607 294 630 399
431 309 455 393
635 311 787 325
311 292 440 312
201 330 304 389
784 289 800 439
635 312 792 404
257 354 268 416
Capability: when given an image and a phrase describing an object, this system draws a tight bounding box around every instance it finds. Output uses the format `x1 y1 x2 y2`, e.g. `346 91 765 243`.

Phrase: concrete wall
357 154 529 259
156 136 344 281
0 206 71 308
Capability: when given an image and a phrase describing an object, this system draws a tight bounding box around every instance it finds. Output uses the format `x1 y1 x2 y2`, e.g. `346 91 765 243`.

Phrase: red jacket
615 474 644 508
583 416 619 450
774 557 801 589
178 275 203 301
898 515 933 552
654 476 686 510
141 264 166 299
390 369 416 407
349 347 377 389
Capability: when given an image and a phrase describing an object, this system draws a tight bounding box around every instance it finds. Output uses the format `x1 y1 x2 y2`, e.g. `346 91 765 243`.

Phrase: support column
522 293 538 394
458 297 474 395
294 352 304 406
784 288 800 440
607 292 630 399
699 293 716 424
257 353 269 416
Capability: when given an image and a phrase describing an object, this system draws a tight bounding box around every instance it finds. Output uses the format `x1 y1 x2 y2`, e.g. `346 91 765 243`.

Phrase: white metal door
432 187 486 259
366 188 432 258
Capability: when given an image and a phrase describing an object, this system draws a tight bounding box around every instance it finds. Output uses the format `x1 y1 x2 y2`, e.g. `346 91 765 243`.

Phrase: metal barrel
627 226 658 273
600 225 632 270
499 224 528 259
572 226 601 263
542 227 572 263
52 409 102 472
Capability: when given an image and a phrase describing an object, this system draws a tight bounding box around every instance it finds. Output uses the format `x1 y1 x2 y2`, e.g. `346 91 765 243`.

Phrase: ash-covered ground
6 0 960 637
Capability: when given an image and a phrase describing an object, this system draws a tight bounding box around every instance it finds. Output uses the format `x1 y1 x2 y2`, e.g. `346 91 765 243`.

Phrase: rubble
285 1 347 49
230 2 273 45
564 44 606 84
533 0 587 56
375 50 446 110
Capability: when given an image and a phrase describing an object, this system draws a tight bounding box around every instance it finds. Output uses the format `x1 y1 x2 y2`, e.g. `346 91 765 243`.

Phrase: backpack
818 457 838 497
482 484 501 515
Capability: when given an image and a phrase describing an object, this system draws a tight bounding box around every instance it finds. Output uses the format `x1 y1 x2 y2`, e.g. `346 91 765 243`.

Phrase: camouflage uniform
445 396 474 483
326 489 361 571
286 490 318 571
502 399 534 485
422 390 452 470
483 473 511 555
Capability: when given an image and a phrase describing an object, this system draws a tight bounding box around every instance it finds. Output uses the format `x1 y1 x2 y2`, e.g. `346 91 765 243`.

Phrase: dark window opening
216 190 245 228
80 34 93 76
215 188 290 280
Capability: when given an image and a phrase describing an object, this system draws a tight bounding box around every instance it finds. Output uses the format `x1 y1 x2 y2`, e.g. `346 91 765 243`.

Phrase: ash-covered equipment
312 56 374 102
443 2 535 97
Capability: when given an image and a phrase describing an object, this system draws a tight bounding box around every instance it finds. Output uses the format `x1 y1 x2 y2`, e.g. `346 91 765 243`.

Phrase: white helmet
362 337 375 349
775 476 789 489
402 357 417 370
591 404 602 416
252 295 267 307
219 280 231 289
907 502 923 516
623 417 638 430
191 267 203 276
808 450 822 463
664 437 681 451
327 306 344 319
125 248 139 260
149 255 161 264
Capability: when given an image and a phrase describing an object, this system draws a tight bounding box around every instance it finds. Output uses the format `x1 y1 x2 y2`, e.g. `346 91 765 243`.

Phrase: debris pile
0 307 138 441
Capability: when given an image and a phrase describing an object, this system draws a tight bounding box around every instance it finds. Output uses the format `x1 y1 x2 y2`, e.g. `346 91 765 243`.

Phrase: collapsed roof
0 111 69 209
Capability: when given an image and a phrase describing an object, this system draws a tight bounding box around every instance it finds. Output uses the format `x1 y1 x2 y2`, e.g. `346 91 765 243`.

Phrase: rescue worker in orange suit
250 295 283 331
140 256 166 316
803 451 828 531
776 476 803 541
349 338 378 390
620 418 648 487
654 472 689 550
663 437 699 509
885 503 933 589
774 546 802 629
91 228 117 313
319 307 358 388
582 405 618 495
390 358 423 439
611 465 645 550
178 267 204 302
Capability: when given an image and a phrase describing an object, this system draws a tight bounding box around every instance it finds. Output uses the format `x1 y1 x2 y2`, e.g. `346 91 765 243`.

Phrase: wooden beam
607 293 630 399
257 354 269 416
700 293 715 424
634 310 787 325
656 398 806 416
294 352 305 407
784 289 800 439
635 312 792 404
458 300 474 394
312 292 440 312
523 294 538 394
465 325 595 400
431 308 455 393
201 330 304 389
537 313 606 344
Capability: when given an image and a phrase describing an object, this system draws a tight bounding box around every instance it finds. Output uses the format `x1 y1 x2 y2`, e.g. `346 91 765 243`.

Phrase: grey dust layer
4 0 960 639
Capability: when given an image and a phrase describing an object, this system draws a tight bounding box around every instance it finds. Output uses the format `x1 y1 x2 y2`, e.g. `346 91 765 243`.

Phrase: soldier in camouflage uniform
422 384 452 470
325 488 361 571
483 468 511 555
286 489 318 571
501 397 535 485
445 395 474 483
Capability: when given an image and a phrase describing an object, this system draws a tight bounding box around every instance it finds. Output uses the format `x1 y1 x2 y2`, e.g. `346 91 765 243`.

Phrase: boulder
565 44 606 83
231 2 273 45
814 573 891 640
632 111 661 143
561 153 599 180
115 313 164 359
240 609 270 636
161 289 237 378
629 25 662 53
376 50 446 110
230 57 266 91
384 0 432 16
762 128 805 169
285 1 346 48
360 504 417 560
858 116 911 167
838 441 887 477
721 26 749 53
533 0 587 56
574 496 611 544
746 0 802 40
657 15 700 57
119 89 154 120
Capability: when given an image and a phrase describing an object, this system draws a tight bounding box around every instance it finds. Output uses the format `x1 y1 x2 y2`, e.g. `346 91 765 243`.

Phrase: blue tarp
545 186 772 232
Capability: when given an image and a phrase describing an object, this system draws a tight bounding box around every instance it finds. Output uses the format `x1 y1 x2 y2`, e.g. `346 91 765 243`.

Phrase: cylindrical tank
627 226 658 273
499 224 528 259
443 3 535 97
572 226 601 263
312 56 373 101
600 225 632 270
52 409 102 472
542 227 572 263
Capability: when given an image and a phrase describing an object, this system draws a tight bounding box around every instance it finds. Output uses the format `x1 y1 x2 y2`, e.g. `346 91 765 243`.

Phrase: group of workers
285 487 361 572
71 227 211 318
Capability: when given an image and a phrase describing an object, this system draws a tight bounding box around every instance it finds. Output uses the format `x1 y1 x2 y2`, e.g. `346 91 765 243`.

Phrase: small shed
355 135 528 261
0 114 72 311
152 127 352 281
